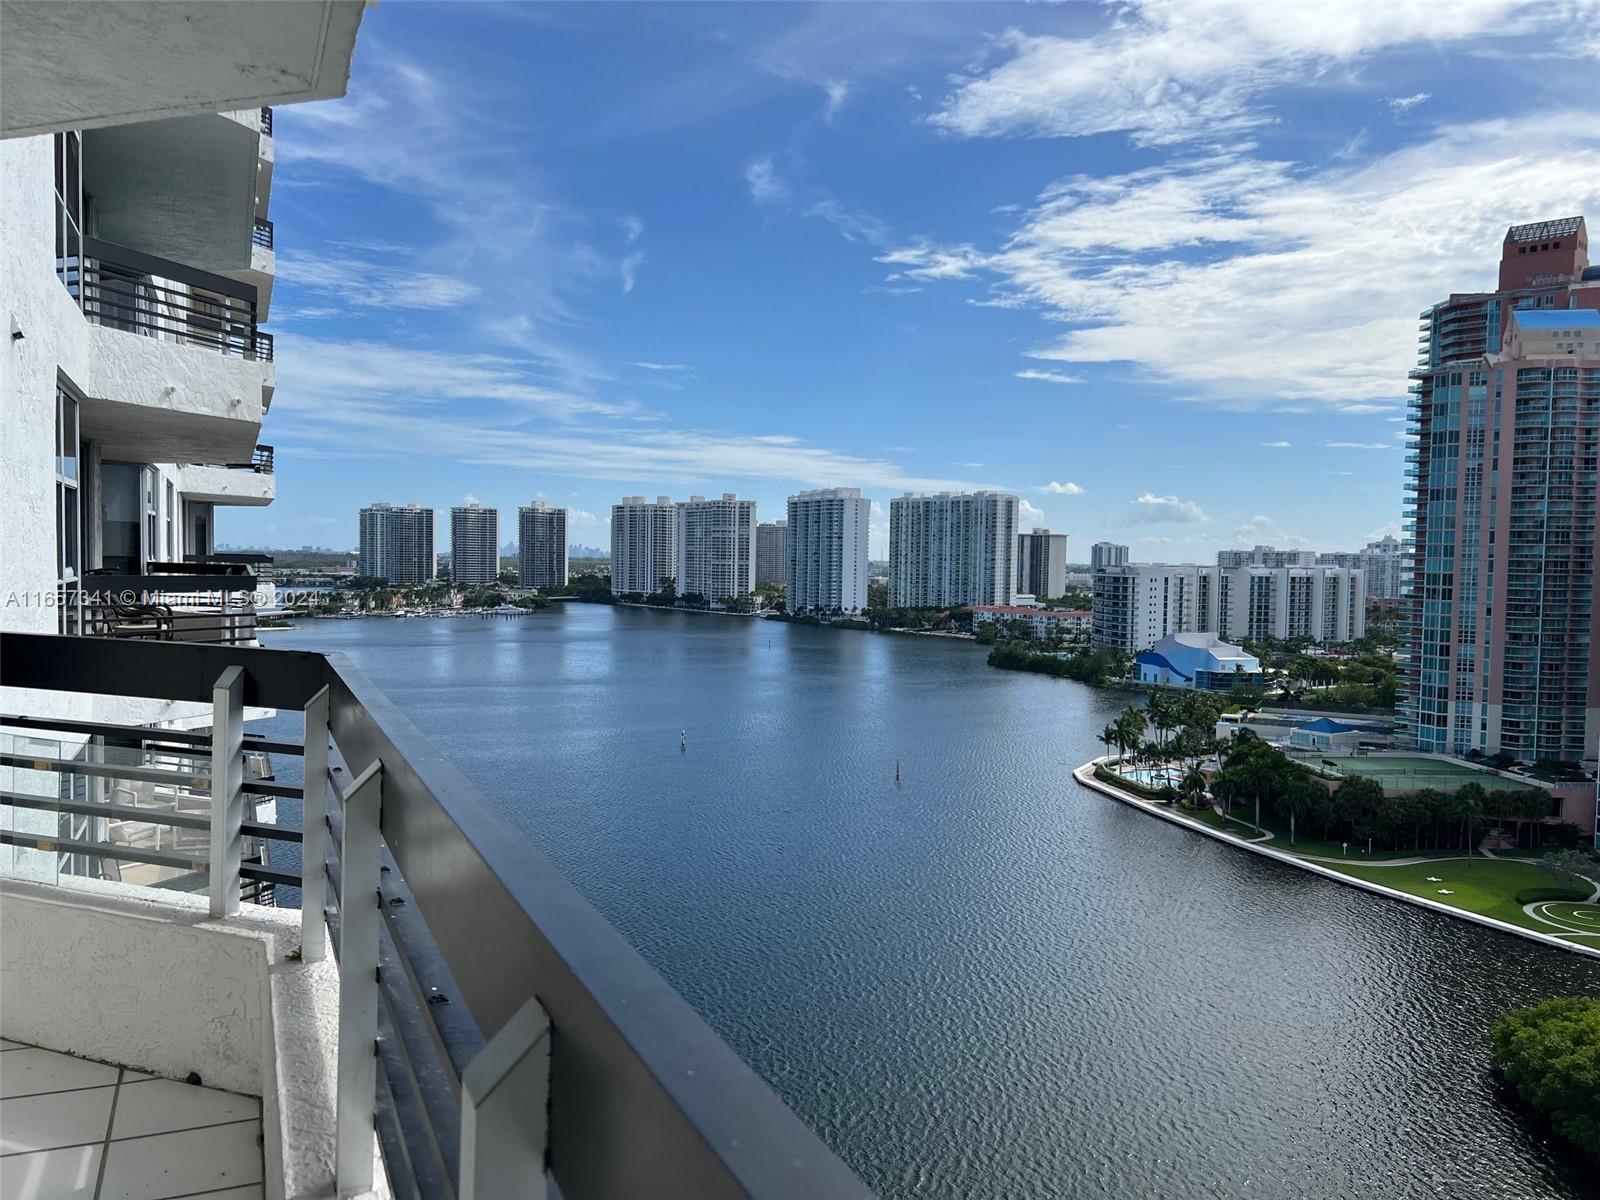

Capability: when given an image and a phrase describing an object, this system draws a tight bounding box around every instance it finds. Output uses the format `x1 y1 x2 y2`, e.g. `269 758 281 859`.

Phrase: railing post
336 760 382 1198
300 686 331 962
459 997 551 1200
208 665 244 918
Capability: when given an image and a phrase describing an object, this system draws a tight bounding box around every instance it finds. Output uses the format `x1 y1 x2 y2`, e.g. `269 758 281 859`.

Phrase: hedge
1513 885 1591 905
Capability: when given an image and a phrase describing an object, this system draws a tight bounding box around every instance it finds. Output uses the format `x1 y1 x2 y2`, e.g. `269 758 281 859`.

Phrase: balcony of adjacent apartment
0 633 868 1200
175 445 277 509
68 558 264 648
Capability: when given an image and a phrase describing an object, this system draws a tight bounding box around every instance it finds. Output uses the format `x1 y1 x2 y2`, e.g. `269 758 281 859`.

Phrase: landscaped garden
1089 694 1600 949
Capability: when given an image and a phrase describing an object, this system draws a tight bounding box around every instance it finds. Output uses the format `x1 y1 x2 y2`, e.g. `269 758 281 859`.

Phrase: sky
228 0 1600 561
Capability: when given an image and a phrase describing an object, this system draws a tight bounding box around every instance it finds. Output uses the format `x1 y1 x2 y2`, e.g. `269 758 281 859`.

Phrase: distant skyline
228 0 1600 559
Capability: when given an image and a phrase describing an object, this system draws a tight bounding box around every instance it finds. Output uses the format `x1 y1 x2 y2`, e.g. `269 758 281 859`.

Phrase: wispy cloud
874 117 1600 411
1385 91 1432 114
1262 440 1292 448
1323 441 1394 450
277 253 480 310
823 78 849 121
928 1 1535 146
633 361 693 372
1130 492 1210 524
1014 369 1083 385
745 156 790 205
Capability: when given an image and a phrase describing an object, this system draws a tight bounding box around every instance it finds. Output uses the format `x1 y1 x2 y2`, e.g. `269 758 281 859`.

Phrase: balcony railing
68 236 266 361
69 566 260 645
252 217 274 250
0 633 868 1200
261 105 273 136
220 444 274 473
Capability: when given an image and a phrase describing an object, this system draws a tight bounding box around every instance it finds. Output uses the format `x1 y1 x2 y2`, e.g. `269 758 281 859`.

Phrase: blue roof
1135 650 1191 681
1511 308 1600 328
1300 717 1355 733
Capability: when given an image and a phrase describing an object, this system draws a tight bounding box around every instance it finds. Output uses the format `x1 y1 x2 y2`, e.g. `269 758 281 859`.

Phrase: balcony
70 564 263 646
0 633 867 1199
252 217 274 250
71 236 263 360
178 449 276 508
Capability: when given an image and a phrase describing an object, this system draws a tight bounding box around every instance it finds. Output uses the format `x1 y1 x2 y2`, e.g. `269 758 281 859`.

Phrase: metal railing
253 218 274 251
261 105 273 136
0 633 869 1200
69 570 260 646
220 444 274 474
68 237 265 360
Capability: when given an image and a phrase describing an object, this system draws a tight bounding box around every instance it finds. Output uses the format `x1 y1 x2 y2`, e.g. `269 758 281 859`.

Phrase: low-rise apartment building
972 605 1091 638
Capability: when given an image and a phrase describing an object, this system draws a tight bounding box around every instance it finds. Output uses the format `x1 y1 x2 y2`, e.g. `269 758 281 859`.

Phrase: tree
1115 707 1147 763
1179 765 1208 810
1275 775 1324 847
1099 724 1120 763
1491 997 1600 1156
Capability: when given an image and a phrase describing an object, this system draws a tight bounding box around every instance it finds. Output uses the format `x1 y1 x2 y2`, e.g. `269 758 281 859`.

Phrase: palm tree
1099 724 1120 763
1180 766 1207 809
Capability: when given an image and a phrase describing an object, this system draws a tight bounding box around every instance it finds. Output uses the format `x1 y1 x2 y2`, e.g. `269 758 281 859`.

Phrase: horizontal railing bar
0 789 297 845
0 829 205 872
0 789 209 830
243 779 300 799
82 236 257 303
0 712 304 754
0 751 207 789
240 861 300 886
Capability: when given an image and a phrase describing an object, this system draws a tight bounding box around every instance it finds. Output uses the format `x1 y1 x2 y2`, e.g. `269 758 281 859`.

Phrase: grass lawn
1187 801 1449 862
1332 857 1591 941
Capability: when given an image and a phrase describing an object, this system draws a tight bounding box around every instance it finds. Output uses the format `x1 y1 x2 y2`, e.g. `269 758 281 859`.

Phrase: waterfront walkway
1076 757 1600 957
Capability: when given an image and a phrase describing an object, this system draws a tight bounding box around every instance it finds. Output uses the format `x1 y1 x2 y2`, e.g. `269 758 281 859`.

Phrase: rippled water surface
264 606 1600 1199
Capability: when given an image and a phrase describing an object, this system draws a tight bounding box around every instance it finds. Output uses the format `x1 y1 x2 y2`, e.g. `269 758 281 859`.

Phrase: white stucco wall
0 876 377 1200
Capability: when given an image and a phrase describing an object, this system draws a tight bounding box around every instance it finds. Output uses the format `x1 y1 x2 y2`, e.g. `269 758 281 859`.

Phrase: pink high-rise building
1401 217 1600 792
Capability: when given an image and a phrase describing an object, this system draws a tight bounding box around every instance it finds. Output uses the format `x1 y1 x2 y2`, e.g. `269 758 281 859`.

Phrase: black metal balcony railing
260 105 273 136
252 217 274 250
68 567 260 646
221 444 274 474
0 633 870 1200
68 236 265 361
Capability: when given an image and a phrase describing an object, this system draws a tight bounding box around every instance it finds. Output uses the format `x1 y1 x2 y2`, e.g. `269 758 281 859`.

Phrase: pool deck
1076 757 1600 960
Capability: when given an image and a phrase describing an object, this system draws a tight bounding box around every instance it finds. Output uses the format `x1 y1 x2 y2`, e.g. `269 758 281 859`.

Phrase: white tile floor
0 1040 262 1200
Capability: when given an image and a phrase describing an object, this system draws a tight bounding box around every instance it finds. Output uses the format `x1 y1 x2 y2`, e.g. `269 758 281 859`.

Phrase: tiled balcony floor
0 1040 262 1200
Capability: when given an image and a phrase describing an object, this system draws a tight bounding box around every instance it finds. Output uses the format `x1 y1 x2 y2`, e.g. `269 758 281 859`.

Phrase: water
260 606 1600 1199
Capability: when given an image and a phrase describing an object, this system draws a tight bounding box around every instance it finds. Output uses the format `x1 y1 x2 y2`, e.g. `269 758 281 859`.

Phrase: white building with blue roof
1135 632 1262 691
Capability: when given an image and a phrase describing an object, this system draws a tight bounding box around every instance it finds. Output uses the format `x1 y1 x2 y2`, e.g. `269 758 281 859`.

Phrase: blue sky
229 0 1600 560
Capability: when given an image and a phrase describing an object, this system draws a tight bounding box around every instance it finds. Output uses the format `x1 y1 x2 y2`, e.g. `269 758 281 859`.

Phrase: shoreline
1073 756 1600 959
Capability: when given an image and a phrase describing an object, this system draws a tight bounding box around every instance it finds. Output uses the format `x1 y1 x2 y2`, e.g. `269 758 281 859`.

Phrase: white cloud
633 361 692 372
569 509 600 525
929 1 1529 146
277 253 479 310
1262 441 1292 448
1036 481 1085 495
875 118 1600 411
823 78 849 121
275 337 995 493
1131 492 1210 524
620 252 644 294
746 156 789 205
1323 441 1394 450
621 215 644 243
463 493 481 505
1014 369 1084 385
1386 91 1432 114
1019 499 1046 523
1231 514 1313 547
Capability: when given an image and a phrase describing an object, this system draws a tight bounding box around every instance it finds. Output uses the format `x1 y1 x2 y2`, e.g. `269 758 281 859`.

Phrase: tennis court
1285 752 1532 792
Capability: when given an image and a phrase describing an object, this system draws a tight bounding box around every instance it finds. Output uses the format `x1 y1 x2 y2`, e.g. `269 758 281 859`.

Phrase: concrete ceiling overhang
0 0 365 139
79 396 258 465
84 115 258 273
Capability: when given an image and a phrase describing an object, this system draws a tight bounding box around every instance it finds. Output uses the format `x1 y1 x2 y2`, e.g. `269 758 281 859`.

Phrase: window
55 382 82 632
53 132 82 298
166 480 175 560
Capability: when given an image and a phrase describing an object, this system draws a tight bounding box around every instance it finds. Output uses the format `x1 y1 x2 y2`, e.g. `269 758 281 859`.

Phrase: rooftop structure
1135 632 1262 691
